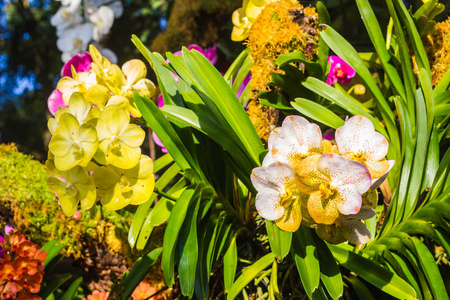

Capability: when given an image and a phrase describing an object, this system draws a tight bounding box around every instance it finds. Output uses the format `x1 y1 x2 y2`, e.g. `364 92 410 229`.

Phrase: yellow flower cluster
46 46 156 215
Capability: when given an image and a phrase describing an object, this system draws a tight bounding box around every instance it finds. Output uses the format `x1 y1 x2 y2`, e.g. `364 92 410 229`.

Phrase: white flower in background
86 0 124 18
56 0 82 12
51 6 82 34
52 0 123 63
86 5 115 41
57 23 94 63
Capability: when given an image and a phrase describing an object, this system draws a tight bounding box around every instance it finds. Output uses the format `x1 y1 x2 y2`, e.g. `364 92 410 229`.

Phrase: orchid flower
267 115 329 170
296 153 372 225
93 155 155 210
335 115 394 184
94 105 145 169
48 112 98 171
56 23 94 63
51 6 82 34
326 56 356 85
87 5 115 42
251 162 306 232
48 52 93 116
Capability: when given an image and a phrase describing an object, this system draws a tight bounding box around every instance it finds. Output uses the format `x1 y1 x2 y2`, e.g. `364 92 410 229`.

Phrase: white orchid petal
269 115 322 165
251 162 295 192
337 184 362 215
341 219 371 244
255 190 285 221
351 206 376 220
262 152 275 167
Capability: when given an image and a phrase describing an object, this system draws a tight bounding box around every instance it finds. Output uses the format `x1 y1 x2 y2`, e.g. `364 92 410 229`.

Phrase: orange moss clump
245 0 319 143
425 18 450 86
0 229 46 300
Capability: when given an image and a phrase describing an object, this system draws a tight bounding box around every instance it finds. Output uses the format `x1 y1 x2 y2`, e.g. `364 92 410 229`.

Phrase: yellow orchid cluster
252 115 394 244
46 45 156 216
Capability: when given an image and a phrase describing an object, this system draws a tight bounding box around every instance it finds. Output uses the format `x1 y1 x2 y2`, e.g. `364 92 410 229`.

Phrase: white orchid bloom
87 5 115 42
57 23 94 63
56 0 82 12
86 0 123 17
267 115 325 170
51 6 82 35
335 115 394 181
296 153 372 224
251 162 306 232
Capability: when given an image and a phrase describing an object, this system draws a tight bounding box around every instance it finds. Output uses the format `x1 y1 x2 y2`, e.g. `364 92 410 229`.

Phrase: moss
425 18 450 86
0 143 136 261
245 0 319 143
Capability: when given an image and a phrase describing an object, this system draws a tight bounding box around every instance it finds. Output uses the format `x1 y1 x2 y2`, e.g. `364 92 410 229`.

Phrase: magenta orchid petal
268 115 322 166
204 44 218 65
152 131 168 153
336 184 362 215
62 52 93 77
48 89 67 116
157 93 165 108
326 56 356 85
336 115 389 161
236 73 251 98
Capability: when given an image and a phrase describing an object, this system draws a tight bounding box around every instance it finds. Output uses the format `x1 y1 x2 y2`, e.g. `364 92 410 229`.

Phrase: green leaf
38 274 71 299
292 99 344 129
177 48 265 165
224 235 238 292
161 184 200 287
317 1 330 74
266 221 292 261
291 227 320 299
328 243 416 299
41 240 64 268
178 193 201 297
227 253 275 300
122 247 163 300
134 93 198 173
312 234 343 299
59 277 82 300
355 0 406 100
411 237 449 300
434 68 450 97
302 77 387 137
346 275 376 300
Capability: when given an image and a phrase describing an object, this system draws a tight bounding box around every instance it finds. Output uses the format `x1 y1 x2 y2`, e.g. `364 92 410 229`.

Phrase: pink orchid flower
326 56 356 85
48 52 93 115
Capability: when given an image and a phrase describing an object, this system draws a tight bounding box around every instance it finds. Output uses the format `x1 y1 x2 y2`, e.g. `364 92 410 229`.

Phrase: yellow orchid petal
307 191 340 225
49 134 72 157
54 148 84 171
85 85 111 110
101 105 130 135
133 78 156 98
118 123 145 148
296 155 328 194
93 166 120 189
122 59 147 84
275 197 302 232
99 183 132 210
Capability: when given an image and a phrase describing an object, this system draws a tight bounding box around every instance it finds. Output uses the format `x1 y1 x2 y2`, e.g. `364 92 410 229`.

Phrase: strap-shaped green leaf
328 243 416 299
59 277 82 300
122 247 163 299
266 221 292 262
290 227 320 299
161 184 201 287
226 253 275 300
292 98 344 129
224 234 238 292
